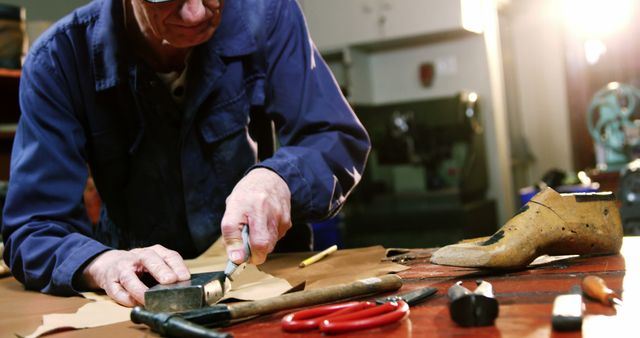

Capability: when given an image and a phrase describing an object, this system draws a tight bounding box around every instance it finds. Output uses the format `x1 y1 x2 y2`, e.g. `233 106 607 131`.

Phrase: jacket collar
91 0 124 91
91 0 258 92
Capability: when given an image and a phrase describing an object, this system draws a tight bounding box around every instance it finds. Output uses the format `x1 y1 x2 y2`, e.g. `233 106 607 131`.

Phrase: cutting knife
223 224 251 281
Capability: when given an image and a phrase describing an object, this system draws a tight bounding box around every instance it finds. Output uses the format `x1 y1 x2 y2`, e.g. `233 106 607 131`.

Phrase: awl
582 275 623 307
144 225 251 312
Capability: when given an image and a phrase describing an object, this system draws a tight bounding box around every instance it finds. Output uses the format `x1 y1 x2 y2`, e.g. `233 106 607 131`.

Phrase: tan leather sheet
260 245 409 289
2 245 407 338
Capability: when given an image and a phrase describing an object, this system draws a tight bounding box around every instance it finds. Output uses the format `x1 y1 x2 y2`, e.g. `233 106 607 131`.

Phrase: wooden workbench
2 237 638 338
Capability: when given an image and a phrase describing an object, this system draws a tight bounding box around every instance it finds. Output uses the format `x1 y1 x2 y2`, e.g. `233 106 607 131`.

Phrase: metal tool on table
145 272 228 312
448 280 499 327
130 311 233 338
132 274 403 334
581 275 623 307
551 284 584 331
281 286 437 334
145 224 251 312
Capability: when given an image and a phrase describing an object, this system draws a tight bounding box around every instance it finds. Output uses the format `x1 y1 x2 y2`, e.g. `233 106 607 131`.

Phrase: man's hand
221 168 292 265
80 245 190 307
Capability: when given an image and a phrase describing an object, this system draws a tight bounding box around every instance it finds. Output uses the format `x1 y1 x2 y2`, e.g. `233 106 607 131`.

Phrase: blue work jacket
2 0 370 295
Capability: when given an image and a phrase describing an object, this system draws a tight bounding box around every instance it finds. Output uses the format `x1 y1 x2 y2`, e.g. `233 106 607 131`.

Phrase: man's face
132 0 224 49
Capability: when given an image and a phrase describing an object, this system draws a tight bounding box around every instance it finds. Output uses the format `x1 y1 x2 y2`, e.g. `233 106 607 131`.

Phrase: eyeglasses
143 0 220 4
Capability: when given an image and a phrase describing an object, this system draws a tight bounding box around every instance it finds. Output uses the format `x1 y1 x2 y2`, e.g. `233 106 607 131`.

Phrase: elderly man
2 0 369 306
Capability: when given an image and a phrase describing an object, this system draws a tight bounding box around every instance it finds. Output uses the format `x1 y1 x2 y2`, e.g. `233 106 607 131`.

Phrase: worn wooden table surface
2 237 638 338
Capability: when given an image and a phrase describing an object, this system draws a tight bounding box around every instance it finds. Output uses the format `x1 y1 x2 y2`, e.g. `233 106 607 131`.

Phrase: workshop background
1 0 639 249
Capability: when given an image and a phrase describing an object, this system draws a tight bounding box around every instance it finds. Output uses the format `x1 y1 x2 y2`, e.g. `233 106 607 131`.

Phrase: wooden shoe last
430 188 623 269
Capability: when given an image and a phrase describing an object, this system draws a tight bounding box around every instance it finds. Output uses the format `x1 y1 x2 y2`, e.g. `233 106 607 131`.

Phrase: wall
505 0 573 186
367 36 490 104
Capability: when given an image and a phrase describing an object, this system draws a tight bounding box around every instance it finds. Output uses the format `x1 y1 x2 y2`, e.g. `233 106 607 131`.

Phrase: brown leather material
0 278 91 337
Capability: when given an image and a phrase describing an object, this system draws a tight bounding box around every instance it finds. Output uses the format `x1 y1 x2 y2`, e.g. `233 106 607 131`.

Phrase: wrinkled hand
80 245 190 307
221 168 292 265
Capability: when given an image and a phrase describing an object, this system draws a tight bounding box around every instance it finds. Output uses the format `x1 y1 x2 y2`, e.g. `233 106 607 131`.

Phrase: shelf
350 29 475 53
303 0 483 52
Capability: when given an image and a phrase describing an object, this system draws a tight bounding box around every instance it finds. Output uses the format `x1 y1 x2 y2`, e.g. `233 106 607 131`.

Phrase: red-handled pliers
281 286 436 334
281 300 409 334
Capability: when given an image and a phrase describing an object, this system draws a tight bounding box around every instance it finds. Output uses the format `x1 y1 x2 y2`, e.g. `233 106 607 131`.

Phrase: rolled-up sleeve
2 47 110 295
255 0 371 222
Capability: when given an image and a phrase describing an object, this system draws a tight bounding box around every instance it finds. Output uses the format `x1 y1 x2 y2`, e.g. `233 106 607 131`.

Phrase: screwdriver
581 275 623 307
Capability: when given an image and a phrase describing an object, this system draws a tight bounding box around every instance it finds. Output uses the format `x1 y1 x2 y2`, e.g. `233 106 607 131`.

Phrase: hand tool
130 310 233 338
145 271 229 312
581 275 623 307
281 286 437 333
144 225 250 312
282 300 408 334
551 285 584 331
132 274 403 330
223 224 251 281
448 280 499 327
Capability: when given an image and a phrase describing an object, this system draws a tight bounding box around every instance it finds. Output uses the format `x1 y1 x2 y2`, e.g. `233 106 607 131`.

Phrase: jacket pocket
198 90 251 144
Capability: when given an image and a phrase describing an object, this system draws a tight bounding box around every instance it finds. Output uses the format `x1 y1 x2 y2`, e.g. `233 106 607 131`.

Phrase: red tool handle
319 300 410 334
281 301 376 331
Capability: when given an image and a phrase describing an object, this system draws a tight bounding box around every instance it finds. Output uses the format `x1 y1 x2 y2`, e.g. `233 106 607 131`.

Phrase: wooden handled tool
581 275 623 306
132 274 403 332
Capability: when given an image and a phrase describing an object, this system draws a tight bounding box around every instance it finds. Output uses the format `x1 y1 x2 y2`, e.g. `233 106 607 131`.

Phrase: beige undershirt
156 65 188 104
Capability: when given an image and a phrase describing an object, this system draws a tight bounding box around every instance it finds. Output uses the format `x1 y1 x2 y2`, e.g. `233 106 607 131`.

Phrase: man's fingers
82 246 192 307
104 278 138 307
118 269 148 305
149 245 191 281
221 215 249 264
225 237 247 263
221 168 292 265
248 216 275 265
134 249 178 284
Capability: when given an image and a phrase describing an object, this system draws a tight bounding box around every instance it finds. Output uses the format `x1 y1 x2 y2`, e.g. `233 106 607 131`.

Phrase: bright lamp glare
563 0 634 38
584 39 607 65
462 0 484 33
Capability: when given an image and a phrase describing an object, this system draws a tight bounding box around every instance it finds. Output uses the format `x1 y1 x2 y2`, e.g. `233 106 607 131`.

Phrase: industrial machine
586 82 640 234
344 92 497 248
618 158 640 235
587 82 640 172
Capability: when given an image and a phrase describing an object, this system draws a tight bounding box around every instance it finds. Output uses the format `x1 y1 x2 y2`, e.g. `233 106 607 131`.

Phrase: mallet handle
229 274 403 319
